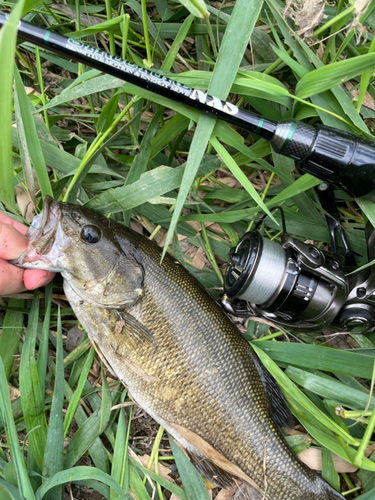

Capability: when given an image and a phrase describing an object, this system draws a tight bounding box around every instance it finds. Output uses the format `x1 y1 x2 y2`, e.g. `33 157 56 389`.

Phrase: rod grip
272 120 375 198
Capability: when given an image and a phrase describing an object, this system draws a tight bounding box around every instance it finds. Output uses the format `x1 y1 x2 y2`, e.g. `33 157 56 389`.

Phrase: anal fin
188 451 234 489
234 483 264 500
169 422 262 493
325 483 345 499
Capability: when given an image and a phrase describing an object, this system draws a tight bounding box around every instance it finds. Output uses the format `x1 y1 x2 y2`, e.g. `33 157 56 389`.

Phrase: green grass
1 0 375 498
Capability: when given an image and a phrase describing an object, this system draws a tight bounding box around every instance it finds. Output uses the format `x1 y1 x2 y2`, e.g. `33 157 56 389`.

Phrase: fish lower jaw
13 252 61 272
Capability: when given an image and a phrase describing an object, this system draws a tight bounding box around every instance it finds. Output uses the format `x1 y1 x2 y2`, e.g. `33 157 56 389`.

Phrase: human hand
0 212 55 295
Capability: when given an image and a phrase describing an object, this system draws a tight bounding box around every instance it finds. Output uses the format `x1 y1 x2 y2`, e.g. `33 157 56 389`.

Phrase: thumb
0 223 29 260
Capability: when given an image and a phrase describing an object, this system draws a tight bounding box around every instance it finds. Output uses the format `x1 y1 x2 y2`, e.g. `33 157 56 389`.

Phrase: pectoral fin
114 310 158 351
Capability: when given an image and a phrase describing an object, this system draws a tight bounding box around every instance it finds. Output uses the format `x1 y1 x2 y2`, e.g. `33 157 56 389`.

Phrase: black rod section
2 12 375 198
0 12 276 139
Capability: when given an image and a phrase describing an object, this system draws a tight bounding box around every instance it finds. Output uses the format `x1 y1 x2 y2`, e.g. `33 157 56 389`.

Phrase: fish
13 195 345 500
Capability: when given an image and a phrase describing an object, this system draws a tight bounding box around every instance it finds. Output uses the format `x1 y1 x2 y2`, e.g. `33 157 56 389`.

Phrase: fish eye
80 225 102 244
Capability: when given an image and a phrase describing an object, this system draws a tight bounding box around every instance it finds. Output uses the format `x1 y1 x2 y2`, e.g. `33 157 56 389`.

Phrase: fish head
13 196 144 308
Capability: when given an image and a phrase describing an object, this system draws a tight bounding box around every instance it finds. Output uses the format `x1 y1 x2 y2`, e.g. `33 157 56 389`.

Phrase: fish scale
13 197 346 500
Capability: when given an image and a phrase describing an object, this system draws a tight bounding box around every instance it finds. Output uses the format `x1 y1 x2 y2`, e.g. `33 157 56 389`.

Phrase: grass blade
85 155 220 214
130 457 187 499
356 488 375 500
64 346 96 435
63 409 104 469
13 66 53 198
176 0 209 18
211 135 274 219
35 466 123 500
36 282 53 396
0 0 26 212
169 437 210 499
0 300 24 381
285 366 374 411
0 479 24 500
13 84 37 208
99 366 111 434
254 341 375 379
0 357 36 499
296 52 375 99
19 291 48 470
43 308 64 500
62 379 110 473
123 107 164 224
110 405 132 499
161 14 195 72
323 449 344 491
129 465 152 500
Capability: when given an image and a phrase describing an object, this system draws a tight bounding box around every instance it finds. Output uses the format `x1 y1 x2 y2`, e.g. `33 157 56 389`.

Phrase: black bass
14 196 344 500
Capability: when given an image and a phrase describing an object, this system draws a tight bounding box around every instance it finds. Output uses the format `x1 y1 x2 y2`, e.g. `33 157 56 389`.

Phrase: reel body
224 229 375 332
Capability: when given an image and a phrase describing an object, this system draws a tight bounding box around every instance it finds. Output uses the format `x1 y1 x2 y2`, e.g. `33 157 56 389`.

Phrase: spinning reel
222 186 375 333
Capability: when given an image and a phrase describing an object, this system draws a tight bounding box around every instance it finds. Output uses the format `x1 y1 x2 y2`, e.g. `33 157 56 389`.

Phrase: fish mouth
11 195 64 271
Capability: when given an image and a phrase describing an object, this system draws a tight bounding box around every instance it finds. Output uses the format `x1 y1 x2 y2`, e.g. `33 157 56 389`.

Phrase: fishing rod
1 11 375 198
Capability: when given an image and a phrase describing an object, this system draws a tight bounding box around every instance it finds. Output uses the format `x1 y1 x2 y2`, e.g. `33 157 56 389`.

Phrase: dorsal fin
247 345 293 432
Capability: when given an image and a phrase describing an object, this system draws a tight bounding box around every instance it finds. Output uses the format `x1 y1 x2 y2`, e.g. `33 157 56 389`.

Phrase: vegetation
0 0 375 498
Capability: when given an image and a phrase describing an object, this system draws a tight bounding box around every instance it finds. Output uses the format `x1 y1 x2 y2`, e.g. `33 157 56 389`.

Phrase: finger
24 270 55 290
0 212 28 235
0 223 30 260
0 259 27 295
